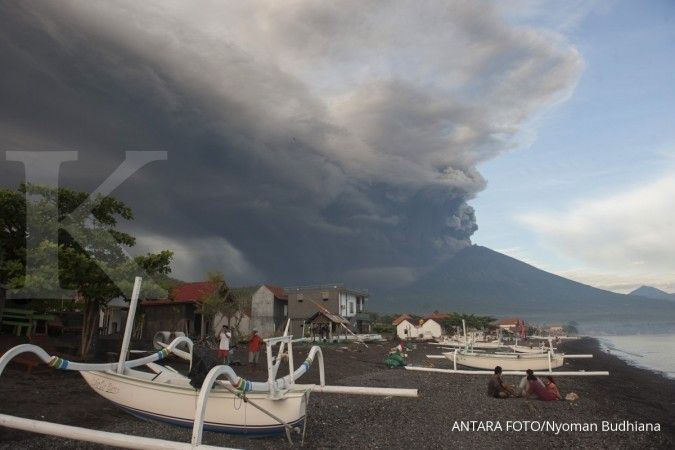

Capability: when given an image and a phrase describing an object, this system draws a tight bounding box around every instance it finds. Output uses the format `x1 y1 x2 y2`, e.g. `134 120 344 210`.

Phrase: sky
472 0 675 293
0 1 672 295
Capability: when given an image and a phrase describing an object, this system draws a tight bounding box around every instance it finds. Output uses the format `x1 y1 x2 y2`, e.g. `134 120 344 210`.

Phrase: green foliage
441 312 496 333
197 272 251 339
373 323 395 334
197 272 231 318
0 183 174 356
563 321 579 335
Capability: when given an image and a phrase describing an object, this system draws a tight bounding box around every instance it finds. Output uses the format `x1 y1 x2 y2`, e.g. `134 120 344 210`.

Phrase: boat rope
233 377 253 393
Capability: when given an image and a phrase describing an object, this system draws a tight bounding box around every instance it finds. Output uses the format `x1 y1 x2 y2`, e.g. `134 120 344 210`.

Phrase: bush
373 323 394 334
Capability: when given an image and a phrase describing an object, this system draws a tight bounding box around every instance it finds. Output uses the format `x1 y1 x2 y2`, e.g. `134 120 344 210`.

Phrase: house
140 281 218 340
393 313 446 340
419 318 443 339
140 282 288 342
305 310 352 341
98 297 129 335
497 318 527 338
286 284 368 337
249 285 288 337
393 314 416 340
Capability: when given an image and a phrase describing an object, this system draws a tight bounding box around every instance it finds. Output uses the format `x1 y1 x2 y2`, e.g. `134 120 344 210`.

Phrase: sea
598 334 675 380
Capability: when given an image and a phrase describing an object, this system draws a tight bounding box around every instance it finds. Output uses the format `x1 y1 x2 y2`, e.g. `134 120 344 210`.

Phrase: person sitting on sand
518 369 544 397
544 376 562 400
488 366 514 398
524 374 558 401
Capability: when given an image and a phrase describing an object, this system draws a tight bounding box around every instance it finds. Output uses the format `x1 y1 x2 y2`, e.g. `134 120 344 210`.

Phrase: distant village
1 278 569 360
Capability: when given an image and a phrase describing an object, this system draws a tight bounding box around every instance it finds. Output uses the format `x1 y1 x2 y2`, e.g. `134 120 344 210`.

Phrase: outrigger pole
117 276 142 373
404 366 609 376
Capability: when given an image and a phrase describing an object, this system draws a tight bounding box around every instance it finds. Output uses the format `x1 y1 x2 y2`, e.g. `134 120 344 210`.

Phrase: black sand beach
0 337 673 449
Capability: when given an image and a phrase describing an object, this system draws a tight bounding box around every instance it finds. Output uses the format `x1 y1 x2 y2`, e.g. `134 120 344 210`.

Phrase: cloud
557 268 675 294
133 233 263 284
520 172 675 286
0 1 583 287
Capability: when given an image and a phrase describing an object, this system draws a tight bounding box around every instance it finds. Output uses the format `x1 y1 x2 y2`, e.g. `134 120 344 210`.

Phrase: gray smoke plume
0 1 582 288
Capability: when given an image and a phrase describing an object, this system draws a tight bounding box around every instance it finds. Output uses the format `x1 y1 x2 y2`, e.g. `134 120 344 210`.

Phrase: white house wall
397 319 443 340
250 286 276 337
420 320 442 339
396 321 419 340
339 292 358 318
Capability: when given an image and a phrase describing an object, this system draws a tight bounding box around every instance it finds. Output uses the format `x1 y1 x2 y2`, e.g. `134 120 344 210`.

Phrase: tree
441 312 496 335
0 184 174 358
563 321 579 336
197 272 249 340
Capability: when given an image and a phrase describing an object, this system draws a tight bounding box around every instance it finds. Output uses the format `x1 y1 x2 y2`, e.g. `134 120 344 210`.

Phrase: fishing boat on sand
450 349 564 371
508 337 555 354
418 320 598 374
0 278 417 448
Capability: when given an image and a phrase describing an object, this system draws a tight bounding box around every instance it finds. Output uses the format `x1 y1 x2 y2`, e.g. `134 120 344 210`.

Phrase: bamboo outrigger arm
0 336 194 377
405 366 609 376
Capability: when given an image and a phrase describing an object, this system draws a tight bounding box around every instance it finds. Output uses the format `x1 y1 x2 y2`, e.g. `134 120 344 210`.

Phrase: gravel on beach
0 338 673 449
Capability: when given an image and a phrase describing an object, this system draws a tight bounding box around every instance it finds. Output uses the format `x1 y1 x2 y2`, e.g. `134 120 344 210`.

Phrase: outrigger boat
433 336 503 349
0 277 417 448
411 320 603 376
508 337 555 354
432 320 504 349
449 348 564 371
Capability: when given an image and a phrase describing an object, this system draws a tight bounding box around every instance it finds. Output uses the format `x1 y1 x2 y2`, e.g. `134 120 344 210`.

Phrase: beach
0 337 673 449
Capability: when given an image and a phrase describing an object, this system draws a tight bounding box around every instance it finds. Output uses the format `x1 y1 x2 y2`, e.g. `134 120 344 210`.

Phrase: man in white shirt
218 326 232 364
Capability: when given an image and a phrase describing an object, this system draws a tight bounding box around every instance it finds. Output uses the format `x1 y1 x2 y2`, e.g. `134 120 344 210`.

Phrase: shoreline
558 337 675 437
0 337 673 449
594 334 675 381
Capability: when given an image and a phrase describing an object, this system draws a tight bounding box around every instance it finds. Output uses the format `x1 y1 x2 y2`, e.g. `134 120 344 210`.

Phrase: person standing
218 326 232 364
248 329 263 369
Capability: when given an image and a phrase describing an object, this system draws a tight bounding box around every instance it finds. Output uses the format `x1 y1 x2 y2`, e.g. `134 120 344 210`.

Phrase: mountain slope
379 245 675 323
629 285 675 302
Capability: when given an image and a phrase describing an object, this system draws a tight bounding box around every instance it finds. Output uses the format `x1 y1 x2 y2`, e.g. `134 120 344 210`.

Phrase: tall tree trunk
0 286 5 322
80 300 98 359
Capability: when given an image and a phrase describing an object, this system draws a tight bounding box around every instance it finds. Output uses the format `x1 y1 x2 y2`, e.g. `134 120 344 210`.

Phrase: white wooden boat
509 344 549 354
0 277 417 447
435 338 503 349
508 337 554 354
79 368 307 435
449 350 565 371
434 319 505 349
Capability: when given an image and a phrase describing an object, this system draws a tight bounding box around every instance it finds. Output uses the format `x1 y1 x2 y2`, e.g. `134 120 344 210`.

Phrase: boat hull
435 340 503 349
509 345 549 354
80 371 306 435
450 352 564 371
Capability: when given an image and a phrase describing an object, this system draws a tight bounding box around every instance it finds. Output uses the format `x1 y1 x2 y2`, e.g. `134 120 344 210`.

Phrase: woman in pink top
525 374 558 401
544 376 563 400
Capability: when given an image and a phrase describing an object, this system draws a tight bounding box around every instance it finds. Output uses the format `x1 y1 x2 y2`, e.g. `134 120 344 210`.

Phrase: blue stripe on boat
112 401 304 436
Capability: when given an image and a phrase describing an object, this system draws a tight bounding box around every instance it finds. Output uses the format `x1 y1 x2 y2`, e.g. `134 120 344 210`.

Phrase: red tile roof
498 318 524 326
393 314 413 326
264 285 288 300
141 281 220 306
424 311 450 321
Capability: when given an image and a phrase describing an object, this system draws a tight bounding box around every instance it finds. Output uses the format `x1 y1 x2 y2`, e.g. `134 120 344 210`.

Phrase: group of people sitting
488 366 562 401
